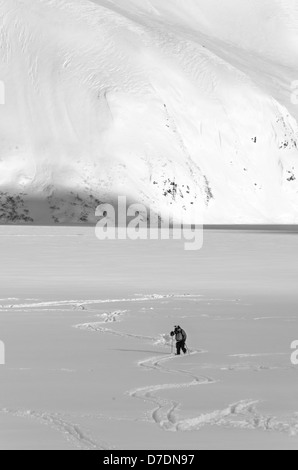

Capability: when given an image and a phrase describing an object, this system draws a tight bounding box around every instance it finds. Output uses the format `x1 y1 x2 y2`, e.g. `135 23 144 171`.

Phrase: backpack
176 329 187 342
181 329 187 341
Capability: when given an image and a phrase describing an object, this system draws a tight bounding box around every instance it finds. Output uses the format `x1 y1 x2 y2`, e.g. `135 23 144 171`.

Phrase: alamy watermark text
0 341 5 365
291 340 298 365
95 196 204 251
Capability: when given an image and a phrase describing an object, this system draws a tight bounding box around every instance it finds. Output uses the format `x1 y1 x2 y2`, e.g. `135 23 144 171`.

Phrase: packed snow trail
73 296 298 439
129 350 216 431
130 351 298 436
3 294 198 310
0 408 112 450
73 297 218 430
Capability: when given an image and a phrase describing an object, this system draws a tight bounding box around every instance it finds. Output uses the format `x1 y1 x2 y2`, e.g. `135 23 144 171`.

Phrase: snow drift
0 0 298 224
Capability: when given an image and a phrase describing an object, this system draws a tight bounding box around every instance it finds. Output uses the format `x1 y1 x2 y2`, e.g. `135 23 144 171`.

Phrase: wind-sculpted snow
1 0 298 223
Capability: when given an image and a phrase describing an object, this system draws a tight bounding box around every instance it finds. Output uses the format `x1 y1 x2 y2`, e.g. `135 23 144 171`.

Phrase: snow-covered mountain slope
0 0 298 224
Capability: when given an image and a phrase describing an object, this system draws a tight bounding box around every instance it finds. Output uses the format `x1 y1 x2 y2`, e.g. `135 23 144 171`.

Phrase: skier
170 325 187 355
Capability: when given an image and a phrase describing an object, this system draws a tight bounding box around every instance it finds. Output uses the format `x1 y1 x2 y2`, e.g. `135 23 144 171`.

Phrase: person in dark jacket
170 325 187 355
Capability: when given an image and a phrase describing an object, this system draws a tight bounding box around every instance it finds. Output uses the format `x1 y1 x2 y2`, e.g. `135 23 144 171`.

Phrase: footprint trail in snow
73 295 298 439
129 350 215 431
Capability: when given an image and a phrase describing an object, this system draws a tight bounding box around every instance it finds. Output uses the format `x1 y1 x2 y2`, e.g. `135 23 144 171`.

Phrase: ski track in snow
0 408 112 450
220 364 290 372
130 352 298 436
75 306 217 432
129 351 216 432
230 353 288 359
254 316 298 322
0 294 202 310
129 354 298 435
73 295 298 438
175 400 298 435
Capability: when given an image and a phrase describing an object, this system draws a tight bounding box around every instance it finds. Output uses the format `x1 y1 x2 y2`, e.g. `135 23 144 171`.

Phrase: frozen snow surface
1 0 298 223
